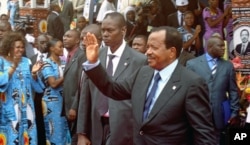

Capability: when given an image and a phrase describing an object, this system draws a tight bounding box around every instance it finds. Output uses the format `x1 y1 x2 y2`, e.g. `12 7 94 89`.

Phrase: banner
231 0 250 91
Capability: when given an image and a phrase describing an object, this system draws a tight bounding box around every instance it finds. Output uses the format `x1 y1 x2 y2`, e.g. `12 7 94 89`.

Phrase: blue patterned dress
40 58 70 145
0 57 44 145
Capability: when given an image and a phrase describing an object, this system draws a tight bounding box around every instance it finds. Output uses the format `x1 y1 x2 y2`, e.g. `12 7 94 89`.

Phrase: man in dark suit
63 29 86 144
186 36 239 145
83 26 216 144
77 12 147 145
52 0 74 32
167 0 189 28
234 29 250 56
47 3 64 41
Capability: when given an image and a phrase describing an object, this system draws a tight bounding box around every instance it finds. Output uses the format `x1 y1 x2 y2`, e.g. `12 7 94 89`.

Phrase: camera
14 15 36 31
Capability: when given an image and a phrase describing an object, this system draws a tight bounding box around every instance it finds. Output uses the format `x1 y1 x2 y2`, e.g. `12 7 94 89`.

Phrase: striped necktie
211 59 217 75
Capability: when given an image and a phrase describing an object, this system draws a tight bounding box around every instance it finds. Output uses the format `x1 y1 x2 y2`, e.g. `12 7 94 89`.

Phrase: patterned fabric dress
40 58 70 145
0 57 44 145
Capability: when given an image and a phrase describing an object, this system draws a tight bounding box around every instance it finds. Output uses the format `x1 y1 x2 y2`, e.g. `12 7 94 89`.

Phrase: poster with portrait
231 0 250 91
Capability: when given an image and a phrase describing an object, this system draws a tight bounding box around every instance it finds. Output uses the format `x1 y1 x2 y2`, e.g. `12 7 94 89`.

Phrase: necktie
211 59 217 75
106 54 116 76
143 73 161 121
241 44 246 55
97 54 116 116
180 13 184 26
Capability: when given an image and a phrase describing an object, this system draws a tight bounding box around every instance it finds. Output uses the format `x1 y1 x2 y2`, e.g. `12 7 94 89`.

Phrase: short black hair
151 26 183 57
103 12 126 27
240 29 249 36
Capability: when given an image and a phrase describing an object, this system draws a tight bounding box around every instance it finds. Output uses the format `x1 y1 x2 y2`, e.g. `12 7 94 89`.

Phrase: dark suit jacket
77 45 147 145
167 12 180 28
53 0 74 32
186 55 239 129
235 42 250 56
84 62 216 145
63 48 86 130
47 12 64 41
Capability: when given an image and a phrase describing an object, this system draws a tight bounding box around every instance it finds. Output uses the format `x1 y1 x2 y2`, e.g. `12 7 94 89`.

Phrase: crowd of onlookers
0 0 249 145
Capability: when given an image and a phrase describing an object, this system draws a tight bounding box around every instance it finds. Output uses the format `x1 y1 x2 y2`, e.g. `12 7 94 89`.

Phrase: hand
84 33 99 64
77 134 91 145
68 109 76 121
31 61 44 73
194 25 201 36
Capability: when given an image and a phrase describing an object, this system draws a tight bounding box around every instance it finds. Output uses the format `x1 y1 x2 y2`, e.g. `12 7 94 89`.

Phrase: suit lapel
134 68 154 124
200 55 211 74
113 46 130 79
64 48 80 74
143 64 183 124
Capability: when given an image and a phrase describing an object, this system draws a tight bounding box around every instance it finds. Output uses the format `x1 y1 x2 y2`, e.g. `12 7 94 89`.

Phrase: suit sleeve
228 63 240 118
77 75 91 136
85 63 134 100
185 77 216 145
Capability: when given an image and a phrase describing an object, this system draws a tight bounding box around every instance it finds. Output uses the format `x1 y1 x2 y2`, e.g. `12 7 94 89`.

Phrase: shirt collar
154 59 179 82
68 46 78 57
205 53 217 62
107 39 126 57
52 11 59 16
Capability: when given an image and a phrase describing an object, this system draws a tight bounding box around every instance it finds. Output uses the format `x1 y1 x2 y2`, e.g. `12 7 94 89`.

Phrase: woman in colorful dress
202 0 231 50
40 38 70 144
0 32 44 144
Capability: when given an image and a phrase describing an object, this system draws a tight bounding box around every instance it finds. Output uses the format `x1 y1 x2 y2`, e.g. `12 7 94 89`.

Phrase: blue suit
186 55 239 129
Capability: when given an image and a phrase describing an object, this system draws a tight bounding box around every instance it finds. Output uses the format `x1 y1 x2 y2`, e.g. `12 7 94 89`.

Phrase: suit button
139 131 144 135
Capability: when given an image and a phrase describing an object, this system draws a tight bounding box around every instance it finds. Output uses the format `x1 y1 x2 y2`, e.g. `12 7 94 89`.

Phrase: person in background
96 0 116 23
82 25 216 145
7 0 19 30
30 34 50 145
40 38 70 144
131 34 148 54
123 5 139 43
77 12 147 145
75 16 88 33
0 14 9 21
0 20 12 47
0 32 44 145
52 0 74 32
167 0 189 28
72 0 85 18
177 11 201 57
186 36 239 145
47 3 65 41
202 0 231 50
63 29 86 144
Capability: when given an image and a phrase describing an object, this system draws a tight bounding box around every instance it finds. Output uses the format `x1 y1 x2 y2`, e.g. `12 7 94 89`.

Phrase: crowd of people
0 0 247 145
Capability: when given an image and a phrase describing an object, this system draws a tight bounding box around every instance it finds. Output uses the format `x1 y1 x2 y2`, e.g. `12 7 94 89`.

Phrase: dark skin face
63 30 80 51
101 16 126 52
37 35 49 53
207 37 225 58
77 17 87 31
0 22 11 40
146 30 176 70
132 37 147 53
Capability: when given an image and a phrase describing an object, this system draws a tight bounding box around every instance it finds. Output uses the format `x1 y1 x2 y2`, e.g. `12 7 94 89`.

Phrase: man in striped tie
187 35 239 145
